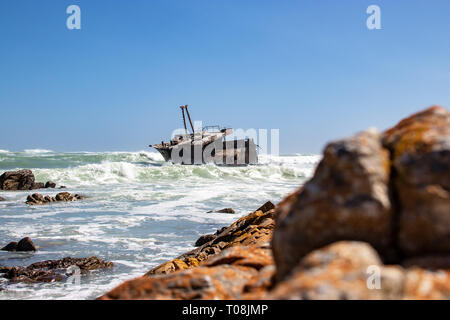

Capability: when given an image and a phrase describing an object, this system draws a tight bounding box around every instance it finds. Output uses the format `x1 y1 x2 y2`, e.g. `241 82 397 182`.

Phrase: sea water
0 149 320 300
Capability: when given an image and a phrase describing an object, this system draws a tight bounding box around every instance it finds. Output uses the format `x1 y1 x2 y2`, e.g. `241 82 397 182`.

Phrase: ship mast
180 105 195 135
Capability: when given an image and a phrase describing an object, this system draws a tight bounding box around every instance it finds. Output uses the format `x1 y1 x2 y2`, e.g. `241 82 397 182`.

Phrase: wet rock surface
0 196 6 201
26 192 85 205
206 208 236 214
97 106 450 300
1 256 114 284
0 169 35 190
1 237 36 252
0 169 60 191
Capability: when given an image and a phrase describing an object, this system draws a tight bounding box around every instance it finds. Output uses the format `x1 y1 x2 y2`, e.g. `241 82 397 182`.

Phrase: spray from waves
0 150 321 187
33 160 319 187
0 150 165 170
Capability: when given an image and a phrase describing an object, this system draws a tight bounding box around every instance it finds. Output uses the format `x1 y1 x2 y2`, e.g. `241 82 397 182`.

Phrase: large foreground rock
268 241 404 300
98 106 450 300
272 130 393 280
382 106 450 257
272 106 450 281
99 244 272 300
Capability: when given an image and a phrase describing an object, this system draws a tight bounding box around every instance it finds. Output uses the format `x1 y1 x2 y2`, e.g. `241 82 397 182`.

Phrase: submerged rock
31 182 45 190
2 256 113 283
1 242 18 252
45 181 56 188
16 237 37 252
26 192 85 205
1 237 36 252
207 208 236 214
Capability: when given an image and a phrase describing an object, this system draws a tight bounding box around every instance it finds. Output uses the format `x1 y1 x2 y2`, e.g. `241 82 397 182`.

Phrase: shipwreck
149 105 258 165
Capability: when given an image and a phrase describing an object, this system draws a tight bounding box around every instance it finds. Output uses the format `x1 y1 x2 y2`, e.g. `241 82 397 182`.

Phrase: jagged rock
272 130 393 281
207 208 236 214
0 169 35 190
99 265 257 300
26 192 84 205
3 256 113 283
146 201 276 275
99 244 271 300
26 193 46 205
194 234 216 247
1 242 18 251
268 241 405 300
45 181 56 188
55 192 73 201
382 106 450 257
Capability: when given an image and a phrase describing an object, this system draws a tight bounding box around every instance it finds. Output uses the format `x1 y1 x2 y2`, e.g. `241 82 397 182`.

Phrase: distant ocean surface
0 149 320 300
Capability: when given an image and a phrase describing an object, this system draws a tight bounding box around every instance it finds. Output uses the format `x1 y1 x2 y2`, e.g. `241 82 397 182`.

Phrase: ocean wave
23 149 54 154
0 151 320 186
32 161 317 188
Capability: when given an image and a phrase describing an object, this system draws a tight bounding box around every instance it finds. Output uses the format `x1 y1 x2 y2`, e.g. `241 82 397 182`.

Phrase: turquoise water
0 149 319 299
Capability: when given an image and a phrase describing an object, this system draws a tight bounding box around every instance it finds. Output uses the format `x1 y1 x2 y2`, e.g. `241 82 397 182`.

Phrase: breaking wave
0 151 320 187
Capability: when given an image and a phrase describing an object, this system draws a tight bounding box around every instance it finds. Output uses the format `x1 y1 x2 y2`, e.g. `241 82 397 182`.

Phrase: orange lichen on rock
146 201 276 276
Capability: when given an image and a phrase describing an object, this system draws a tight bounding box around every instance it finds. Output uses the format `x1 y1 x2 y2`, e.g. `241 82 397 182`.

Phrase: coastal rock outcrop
382 106 450 257
26 192 85 205
0 169 60 191
1 256 114 283
267 241 404 300
146 201 275 275
272 129 393 280
1 237 36 252
99 244 272 300
272 106 450 281
0 169 35 190
99 106 450 300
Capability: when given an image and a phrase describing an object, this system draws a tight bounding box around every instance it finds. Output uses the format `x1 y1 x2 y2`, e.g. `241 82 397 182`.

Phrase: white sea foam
23 149 54 154
0 151 320 299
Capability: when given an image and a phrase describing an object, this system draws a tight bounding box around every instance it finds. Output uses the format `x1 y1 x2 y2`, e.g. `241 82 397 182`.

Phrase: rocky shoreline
99 105 450 300
1 105 449 300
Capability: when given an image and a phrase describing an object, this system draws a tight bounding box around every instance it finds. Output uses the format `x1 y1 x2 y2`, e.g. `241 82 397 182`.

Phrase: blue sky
1 0 449 153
